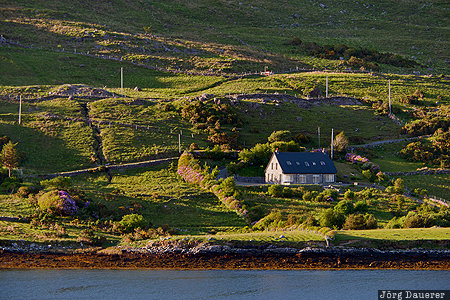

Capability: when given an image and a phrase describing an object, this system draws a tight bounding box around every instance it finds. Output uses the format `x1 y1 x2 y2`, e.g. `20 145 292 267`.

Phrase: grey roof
273 152 337 174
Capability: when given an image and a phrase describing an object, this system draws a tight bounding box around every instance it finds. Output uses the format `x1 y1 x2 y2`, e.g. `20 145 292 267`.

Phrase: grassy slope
1 0 449 74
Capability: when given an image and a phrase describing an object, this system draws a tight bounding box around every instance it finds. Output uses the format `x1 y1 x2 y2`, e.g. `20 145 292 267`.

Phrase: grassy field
72 164 247 234
401 174 450 201
370 142 425 173
1 0 448 74
335 227 450 248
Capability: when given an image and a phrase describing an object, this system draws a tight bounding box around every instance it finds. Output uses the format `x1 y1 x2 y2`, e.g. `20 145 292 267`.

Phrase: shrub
293 133 310 145
402 212 426 228
343 213 377 230
16 186 33 198
253 211 283 230
238 143 272 165
322 189 339 201
217 177 236 197
119 214 149 233
354 201 368 212
246 205 268 223
302 191 312 201
189 143 199 150
334 200 354 215
333 131 349 153
385 217 402 229
268 184 283 197
362 170 376 182
344 190 355 200
268 130 292 143
38 190 78 216
302 214 318 227
269 141 304 152
393 178 404 194
319 208 345 229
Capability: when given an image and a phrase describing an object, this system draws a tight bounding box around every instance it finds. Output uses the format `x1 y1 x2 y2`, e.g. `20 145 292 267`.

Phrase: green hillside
0 0 448 249
1 0 449 78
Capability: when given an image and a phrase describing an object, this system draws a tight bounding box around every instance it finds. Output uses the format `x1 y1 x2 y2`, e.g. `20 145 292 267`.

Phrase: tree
268 130 292 143
393 178 404 194
333 131 349 153
1 141 19 177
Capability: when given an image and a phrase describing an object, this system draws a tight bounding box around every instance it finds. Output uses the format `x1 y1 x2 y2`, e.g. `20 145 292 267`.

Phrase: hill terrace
265 152 337 185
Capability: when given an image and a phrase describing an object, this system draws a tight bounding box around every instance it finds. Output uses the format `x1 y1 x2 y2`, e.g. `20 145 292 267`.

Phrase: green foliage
362 169 376 182
319 208 345 229
217 177 236 197
302 191 312 201
269 141 304 152
385 217 403 229
402 212 427 228
344 190 355 200
354 201 368 213
268 130 291 143
40 176 72 190
246 205 268 223
291 40 417 69
0 176 21 193
333 131 349 153
400 130 450 167
343 213 378 230
119 214 150 233
394 178 405 194
267 184 283 197
238 143 272 165
1 141 19 177
334 200 354 215
253 211 283 230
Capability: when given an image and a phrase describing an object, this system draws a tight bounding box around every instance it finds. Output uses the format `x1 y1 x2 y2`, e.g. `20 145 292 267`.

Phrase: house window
275 163 277 170
312 162 316 166
271 163 273 170
299 175 306 184
313 175 320 184
325 174 334 183
286 161 292 165
296 161 300 165
320 161 326 166
270 174 273 181
283 174 294 183
304 162 310 167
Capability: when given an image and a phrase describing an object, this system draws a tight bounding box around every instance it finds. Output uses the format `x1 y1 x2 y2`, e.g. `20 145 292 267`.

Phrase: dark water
0 269 449 300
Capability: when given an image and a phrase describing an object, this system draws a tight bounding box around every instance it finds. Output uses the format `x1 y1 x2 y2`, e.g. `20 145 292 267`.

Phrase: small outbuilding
265 151 337 185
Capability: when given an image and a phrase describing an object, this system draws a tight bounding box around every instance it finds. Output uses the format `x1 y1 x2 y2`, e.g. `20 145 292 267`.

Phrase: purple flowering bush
178 153 248 220
38 190 78 216
345 153 384 181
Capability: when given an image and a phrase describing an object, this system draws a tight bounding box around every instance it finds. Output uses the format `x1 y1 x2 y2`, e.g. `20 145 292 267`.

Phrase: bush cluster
345 153 383 182
180 98 241 149
400 130 449 167
319 198 377 230
401 116 449 137
288 39 418 69
385 207 450 229
177 153 248 219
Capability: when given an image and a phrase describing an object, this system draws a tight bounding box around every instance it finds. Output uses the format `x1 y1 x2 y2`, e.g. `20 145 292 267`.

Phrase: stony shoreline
1 242 449 270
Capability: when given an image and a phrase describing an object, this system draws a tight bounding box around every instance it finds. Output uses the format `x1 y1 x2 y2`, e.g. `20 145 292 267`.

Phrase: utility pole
331 128 334 160
388 79 391 115
121 67 123 95
318 127 321 149
18 95 22 125
326 76 328 98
